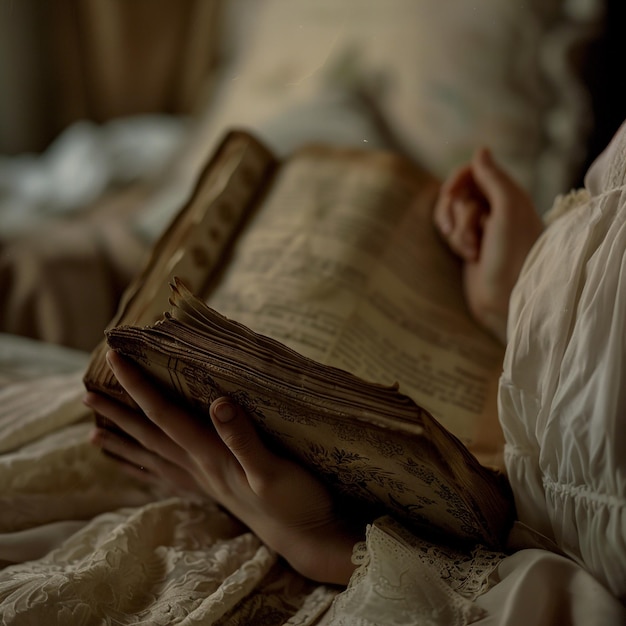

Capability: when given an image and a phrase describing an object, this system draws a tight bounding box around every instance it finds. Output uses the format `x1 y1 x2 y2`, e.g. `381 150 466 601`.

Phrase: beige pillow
181 0 605 214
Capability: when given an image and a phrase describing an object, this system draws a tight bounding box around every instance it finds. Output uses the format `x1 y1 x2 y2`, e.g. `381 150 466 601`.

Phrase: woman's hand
84 350 360 585
433 148 544 343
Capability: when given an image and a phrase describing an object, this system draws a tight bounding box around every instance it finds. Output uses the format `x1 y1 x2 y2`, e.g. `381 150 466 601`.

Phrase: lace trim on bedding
325 516 504 626
0 497 335 625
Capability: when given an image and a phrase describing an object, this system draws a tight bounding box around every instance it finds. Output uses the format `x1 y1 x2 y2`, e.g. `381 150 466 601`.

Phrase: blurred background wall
0 0 219 155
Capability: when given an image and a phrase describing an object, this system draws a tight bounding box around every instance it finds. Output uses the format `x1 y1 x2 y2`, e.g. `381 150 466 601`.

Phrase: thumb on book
209 397 273 478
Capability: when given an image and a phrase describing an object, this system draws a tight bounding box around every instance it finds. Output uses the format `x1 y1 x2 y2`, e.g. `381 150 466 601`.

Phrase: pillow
175 0 606 214
499 120 626 603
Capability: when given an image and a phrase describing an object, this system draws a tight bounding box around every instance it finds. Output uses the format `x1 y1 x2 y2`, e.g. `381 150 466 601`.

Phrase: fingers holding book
84 351 241 498
84 350 361 584
83 354 207 497
88 418 201 495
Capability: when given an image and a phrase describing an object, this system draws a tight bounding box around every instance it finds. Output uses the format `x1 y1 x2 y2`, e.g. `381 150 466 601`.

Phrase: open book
84 130 514 549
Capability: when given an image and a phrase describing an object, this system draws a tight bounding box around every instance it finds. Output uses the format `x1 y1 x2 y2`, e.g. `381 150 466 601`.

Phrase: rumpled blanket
0 339 623 624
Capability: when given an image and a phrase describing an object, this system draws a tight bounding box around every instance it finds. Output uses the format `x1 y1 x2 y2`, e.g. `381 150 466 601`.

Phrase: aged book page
86 133 505 462
202 147 504 463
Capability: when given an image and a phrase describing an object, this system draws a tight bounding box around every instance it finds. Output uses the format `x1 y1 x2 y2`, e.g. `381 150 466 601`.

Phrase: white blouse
500 120 626 603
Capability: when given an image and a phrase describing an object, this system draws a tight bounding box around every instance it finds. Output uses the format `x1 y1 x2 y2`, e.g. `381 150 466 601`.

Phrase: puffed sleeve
499 121 626 604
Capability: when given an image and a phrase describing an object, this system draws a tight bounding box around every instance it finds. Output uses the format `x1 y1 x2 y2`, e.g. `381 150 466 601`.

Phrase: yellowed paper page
205 149 503 452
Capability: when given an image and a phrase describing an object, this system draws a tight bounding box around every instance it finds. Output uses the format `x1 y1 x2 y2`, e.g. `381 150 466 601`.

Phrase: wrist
281 521 362 585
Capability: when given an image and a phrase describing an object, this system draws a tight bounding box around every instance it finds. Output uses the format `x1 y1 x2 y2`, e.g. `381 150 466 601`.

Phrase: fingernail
105 351 115 371
214 402 236 423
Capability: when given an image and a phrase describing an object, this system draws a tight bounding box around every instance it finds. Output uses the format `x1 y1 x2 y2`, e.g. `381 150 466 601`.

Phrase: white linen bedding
0 341 623 624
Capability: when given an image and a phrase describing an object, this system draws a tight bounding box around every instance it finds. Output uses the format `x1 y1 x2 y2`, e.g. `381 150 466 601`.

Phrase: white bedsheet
0 336 623 624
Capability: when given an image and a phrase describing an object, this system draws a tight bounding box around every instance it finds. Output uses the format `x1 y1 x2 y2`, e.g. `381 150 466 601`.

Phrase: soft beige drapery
0 0 220 154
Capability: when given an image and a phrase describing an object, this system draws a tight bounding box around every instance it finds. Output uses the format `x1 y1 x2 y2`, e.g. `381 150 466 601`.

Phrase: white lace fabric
324 517 501 626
